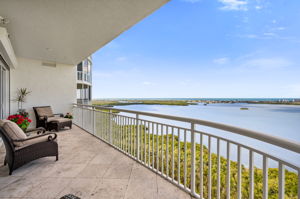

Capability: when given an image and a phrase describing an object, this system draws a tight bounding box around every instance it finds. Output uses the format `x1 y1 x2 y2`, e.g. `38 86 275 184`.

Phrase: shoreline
92 99 300 107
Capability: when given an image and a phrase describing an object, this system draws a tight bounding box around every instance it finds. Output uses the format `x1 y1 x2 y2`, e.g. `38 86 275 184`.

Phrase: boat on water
240 107 249 110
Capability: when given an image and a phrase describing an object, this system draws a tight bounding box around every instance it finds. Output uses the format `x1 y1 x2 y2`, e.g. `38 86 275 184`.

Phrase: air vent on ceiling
42 62 56 68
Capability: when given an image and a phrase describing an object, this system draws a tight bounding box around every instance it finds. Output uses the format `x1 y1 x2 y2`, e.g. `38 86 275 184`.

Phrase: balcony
77 71 92 85
0 104 299 198
0 125 191 199
72 104 300 199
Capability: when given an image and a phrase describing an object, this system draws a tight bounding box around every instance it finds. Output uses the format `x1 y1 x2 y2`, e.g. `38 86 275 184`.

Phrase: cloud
115 56 128 62
142 81 156 86
242 58 292 70
263 32 277 37
218 0 248 11
255 5 263 10
213 57 230 64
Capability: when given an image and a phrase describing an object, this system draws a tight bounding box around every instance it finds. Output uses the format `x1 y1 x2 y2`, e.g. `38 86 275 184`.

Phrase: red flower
16 118 23 125
28 119 32 123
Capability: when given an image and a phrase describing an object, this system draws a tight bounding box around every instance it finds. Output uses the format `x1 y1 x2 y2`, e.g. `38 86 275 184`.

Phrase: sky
92 0 300 98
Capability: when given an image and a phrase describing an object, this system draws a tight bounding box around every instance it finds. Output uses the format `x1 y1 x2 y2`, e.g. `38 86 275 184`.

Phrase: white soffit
0 27 17 68
0 0 169 65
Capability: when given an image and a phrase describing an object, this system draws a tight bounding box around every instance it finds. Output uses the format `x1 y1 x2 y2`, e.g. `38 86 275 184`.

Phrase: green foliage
14 88 31 110
95 119 298 198
92 100 196 106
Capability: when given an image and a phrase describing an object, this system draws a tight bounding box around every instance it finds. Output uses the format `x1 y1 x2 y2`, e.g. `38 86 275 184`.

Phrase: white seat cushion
0 119 10 127
36 107 54 118
48 117 70 123
15 136 52 150
3 121 27 147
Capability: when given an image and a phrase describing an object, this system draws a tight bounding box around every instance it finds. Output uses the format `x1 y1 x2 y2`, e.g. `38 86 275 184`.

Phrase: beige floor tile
0 177 43 198
57 178 100 199
103 163 133 179
90 179 128 199
156 176 192 199
76 164 111 178
41 163 87 178
24 177 72 199
125 178 158 199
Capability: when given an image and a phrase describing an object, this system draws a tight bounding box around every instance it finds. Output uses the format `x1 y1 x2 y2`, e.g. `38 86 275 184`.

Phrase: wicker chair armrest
26 127 46 134
53 113 64 117
13 132 57 142
38 116 47 120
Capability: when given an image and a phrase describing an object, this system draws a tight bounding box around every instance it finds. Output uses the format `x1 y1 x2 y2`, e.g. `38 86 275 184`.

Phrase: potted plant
14 88 31 116
64 113 73 119
7 114 32 132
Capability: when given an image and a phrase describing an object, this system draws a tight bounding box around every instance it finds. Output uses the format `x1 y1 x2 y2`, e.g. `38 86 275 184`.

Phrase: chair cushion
2 121 27 147
15 136 52 150
48 117 70 123
0 119 10 127
36 107 54 118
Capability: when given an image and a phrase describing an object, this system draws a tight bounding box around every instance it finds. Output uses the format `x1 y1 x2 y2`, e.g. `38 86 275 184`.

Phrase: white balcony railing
72 103 300 199
77 71 91 83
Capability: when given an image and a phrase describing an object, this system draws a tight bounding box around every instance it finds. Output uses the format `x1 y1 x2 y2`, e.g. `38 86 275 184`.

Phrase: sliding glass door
0 59 9 119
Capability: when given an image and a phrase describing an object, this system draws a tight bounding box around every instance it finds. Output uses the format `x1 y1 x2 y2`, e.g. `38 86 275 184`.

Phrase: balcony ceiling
0 0 169 65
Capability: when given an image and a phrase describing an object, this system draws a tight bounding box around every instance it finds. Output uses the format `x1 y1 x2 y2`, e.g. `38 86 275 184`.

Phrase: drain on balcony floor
60 194 81 199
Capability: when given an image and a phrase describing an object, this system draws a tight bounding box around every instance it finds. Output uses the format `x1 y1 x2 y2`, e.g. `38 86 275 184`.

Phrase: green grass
93 117 298 199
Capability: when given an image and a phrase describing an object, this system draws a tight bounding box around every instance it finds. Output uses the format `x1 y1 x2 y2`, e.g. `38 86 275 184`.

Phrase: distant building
77 56 92 104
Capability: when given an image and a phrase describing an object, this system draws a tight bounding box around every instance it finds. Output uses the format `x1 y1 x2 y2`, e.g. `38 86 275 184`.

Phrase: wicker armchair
0 120 58 175
33 106 72 131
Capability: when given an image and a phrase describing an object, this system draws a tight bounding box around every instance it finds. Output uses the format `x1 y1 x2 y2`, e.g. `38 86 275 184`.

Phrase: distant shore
92 99 300 107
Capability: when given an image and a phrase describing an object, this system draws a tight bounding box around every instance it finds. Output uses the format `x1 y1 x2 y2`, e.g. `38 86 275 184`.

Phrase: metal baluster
129 118 133 155
148 122 151 166
109 110 112 144
156 123 159 170
136 114 140 160
166 126 169 177
161 124 164 174
226 142 231 199
178 128 181 184
172 127 175 181
200 133 203 198
263 156 268 199
217 138 220 199
191 123 196 195
278 162 285 199
140 120 143 161
125 117 129 153
152 122 154 168
92 107 95 135
237 145 241 199
144 121 147 163
249 150 254 199
184 129 187 188
208 136 211 199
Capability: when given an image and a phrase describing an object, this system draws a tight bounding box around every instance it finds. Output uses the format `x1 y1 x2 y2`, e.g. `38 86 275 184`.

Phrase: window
0 57 9 119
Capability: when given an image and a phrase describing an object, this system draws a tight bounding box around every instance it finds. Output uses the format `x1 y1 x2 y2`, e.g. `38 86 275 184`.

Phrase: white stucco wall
10 57 76 127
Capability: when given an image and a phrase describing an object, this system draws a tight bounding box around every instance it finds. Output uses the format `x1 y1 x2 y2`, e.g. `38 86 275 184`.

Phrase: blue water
114 103 300 169
96 97 299 102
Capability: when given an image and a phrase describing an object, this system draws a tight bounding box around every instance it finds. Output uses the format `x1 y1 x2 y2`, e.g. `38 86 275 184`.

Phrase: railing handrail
73 103 300 154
